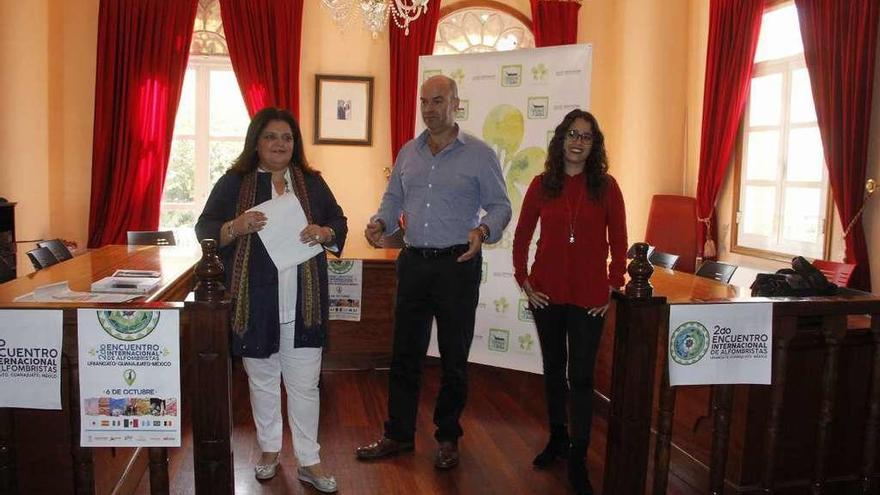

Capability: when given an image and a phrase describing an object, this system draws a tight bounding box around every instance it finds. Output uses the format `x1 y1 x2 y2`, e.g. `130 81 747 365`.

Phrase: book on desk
91 275 161 294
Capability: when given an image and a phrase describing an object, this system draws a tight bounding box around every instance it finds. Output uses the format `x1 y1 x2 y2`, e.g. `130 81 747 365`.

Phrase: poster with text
420 44 593 373
0 310 62 409
668 303 772 386
77 309 180 447
328 259 363 321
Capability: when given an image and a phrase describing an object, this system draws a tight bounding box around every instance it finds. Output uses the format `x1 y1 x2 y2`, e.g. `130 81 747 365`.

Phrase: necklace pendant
569 234 575 244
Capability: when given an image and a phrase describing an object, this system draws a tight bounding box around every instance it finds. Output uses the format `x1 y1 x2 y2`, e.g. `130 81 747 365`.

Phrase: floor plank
134 359 702 494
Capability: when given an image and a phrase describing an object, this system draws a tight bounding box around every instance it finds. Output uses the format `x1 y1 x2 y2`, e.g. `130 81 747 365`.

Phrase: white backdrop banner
0 310 62 409
421 45 593 374
78 309 181 447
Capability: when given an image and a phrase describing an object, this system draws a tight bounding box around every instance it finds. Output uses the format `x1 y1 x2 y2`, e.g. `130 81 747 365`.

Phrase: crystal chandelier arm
391 0 429 35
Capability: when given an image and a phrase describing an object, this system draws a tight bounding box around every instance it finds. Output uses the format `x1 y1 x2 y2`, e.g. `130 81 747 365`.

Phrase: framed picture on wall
314 74 374 146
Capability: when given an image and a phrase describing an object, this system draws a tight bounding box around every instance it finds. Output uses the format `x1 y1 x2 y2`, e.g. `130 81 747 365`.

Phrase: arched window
433 2 535 55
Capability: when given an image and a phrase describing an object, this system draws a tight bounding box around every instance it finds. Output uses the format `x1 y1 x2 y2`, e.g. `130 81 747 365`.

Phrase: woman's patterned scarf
229 165 323 335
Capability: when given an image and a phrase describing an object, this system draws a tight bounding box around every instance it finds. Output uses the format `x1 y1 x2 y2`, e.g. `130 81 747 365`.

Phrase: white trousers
242 321 323 466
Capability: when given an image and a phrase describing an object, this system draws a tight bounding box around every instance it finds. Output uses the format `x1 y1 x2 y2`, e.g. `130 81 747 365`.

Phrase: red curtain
694 0 764 259
390 3 441 162
219 0 304 118
795 0 878 291
530 0 581 46
87 0 197 248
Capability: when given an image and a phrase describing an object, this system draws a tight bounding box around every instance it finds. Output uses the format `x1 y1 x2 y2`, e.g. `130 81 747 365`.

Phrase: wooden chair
644 195 699 273
127 230 176 246
649 250 679 270
0 256 13 283
26 246 59 270
811 259 856 287
37 239 73 261
696 260 738 284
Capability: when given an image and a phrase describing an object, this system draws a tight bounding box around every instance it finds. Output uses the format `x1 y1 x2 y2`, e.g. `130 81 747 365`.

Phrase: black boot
533 424 570 468
567 440 593 495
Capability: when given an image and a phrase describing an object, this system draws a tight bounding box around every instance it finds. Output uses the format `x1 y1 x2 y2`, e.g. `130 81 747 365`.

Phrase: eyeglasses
565 129 594 143
260 132 294 143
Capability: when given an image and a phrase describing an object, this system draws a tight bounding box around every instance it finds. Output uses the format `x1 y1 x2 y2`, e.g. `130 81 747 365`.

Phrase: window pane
742 186 776 236
209 70 249 136
160 209 195 229
162 138 195 203
174 70 196 135
748 73 783 126
754 4 804 63
790 68 817 123
786 127 824 181
745 130 780 181
781 187 821 243
209 140 242 185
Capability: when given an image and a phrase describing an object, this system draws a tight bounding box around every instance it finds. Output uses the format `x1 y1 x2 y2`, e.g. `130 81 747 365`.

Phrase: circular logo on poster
328 260 354 274
97 310 160 341
670 321 710 365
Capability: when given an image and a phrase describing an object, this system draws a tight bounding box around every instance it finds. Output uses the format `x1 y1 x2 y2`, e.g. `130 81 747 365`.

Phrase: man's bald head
419 75 460 133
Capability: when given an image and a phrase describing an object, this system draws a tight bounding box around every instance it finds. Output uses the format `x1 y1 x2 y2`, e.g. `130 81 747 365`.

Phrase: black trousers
384 248 482 443
531 303 604 443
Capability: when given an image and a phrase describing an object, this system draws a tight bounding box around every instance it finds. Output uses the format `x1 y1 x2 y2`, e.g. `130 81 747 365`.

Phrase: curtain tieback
698 215 717 258
842 179 876 238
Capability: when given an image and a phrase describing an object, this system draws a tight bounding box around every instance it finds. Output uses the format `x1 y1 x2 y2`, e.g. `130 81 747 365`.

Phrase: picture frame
314 74 374 146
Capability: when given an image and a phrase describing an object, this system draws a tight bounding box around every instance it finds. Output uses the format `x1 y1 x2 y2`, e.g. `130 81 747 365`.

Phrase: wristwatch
478 224 490 242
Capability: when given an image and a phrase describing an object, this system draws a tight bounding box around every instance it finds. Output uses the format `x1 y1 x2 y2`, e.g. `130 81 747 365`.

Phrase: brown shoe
434 441 459 470
355 437 414 460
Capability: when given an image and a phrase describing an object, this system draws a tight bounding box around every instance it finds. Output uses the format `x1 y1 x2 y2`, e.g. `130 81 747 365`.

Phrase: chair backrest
811 259 856 287
127 230 176 246
26 246 59 270
649 250 679 270
695 261 738 284
644 195 698 273
37 239 73 261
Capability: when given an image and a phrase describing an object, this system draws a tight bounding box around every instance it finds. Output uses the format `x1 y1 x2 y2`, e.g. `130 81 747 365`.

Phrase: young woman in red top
512 109 627 495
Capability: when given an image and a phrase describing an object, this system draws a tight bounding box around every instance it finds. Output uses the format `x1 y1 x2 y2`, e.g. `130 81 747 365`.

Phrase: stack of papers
91 276 161 294
14 282 139 303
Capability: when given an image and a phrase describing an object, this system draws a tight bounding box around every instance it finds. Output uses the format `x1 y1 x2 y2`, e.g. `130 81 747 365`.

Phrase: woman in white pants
196 107 347 493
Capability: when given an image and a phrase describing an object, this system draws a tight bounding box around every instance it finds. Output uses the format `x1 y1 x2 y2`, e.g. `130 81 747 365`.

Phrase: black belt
405 244 469 259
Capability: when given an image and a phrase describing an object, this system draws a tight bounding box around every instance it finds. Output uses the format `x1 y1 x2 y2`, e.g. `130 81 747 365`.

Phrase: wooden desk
0 244 201 495
0 244 201 303
324 244 400 369
598 266 880 493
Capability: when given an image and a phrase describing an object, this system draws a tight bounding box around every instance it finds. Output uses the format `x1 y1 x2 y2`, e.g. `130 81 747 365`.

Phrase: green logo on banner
450 68 466 87
328 259 354 274
488 328 510 352
527 97 550 119
531 63 548 81
481 261 488 283
123 369 137 386
97 311 160 342
493 297 509 314
423 69 442 81
518 333 535 352
517 299 534 322
500 65 522 87
456 100 469 121
670 321 710 365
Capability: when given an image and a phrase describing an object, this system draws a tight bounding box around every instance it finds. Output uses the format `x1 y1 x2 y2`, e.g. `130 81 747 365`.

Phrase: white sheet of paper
251 193 321 271
14 281 138 303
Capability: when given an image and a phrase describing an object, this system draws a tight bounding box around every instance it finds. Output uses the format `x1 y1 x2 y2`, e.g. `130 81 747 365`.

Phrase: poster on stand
0 310 62 409
328 259 363 321
77 309 181 447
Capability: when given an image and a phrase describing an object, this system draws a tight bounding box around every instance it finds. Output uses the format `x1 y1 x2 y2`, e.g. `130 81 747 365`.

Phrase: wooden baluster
862 313 880 495
811 314 847 494
0 409 15 494
709 384 734 494
149 447 169 495
604 243 667 495
187 239 233 494
761 314 797 493
652 338 676 495
65 309 95 494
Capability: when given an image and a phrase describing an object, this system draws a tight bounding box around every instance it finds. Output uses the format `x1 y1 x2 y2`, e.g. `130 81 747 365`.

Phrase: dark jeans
384 248 482 443
532 304 604 443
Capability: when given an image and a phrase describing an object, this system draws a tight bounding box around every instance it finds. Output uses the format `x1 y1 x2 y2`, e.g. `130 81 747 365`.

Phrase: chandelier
320 0 430 38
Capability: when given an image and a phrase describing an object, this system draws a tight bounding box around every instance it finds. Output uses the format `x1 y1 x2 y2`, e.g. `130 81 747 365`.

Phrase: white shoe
254 453 280 480
297 466 338 493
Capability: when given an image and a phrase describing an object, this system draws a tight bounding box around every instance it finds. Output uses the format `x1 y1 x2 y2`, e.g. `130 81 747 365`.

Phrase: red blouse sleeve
512 175 543 288
605 176 628 289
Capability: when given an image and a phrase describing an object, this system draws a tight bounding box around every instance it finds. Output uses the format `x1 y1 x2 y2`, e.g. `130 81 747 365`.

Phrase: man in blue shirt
356 75 511 469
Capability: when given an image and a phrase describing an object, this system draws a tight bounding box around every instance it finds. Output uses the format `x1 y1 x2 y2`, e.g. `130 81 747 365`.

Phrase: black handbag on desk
750 256 838 297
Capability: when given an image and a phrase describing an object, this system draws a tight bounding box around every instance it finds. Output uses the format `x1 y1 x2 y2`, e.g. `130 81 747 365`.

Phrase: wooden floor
134 360 702 494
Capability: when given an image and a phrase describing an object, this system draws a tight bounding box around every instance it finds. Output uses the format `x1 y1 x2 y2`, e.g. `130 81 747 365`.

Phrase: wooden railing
603 243 880 494
0 239 234 494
